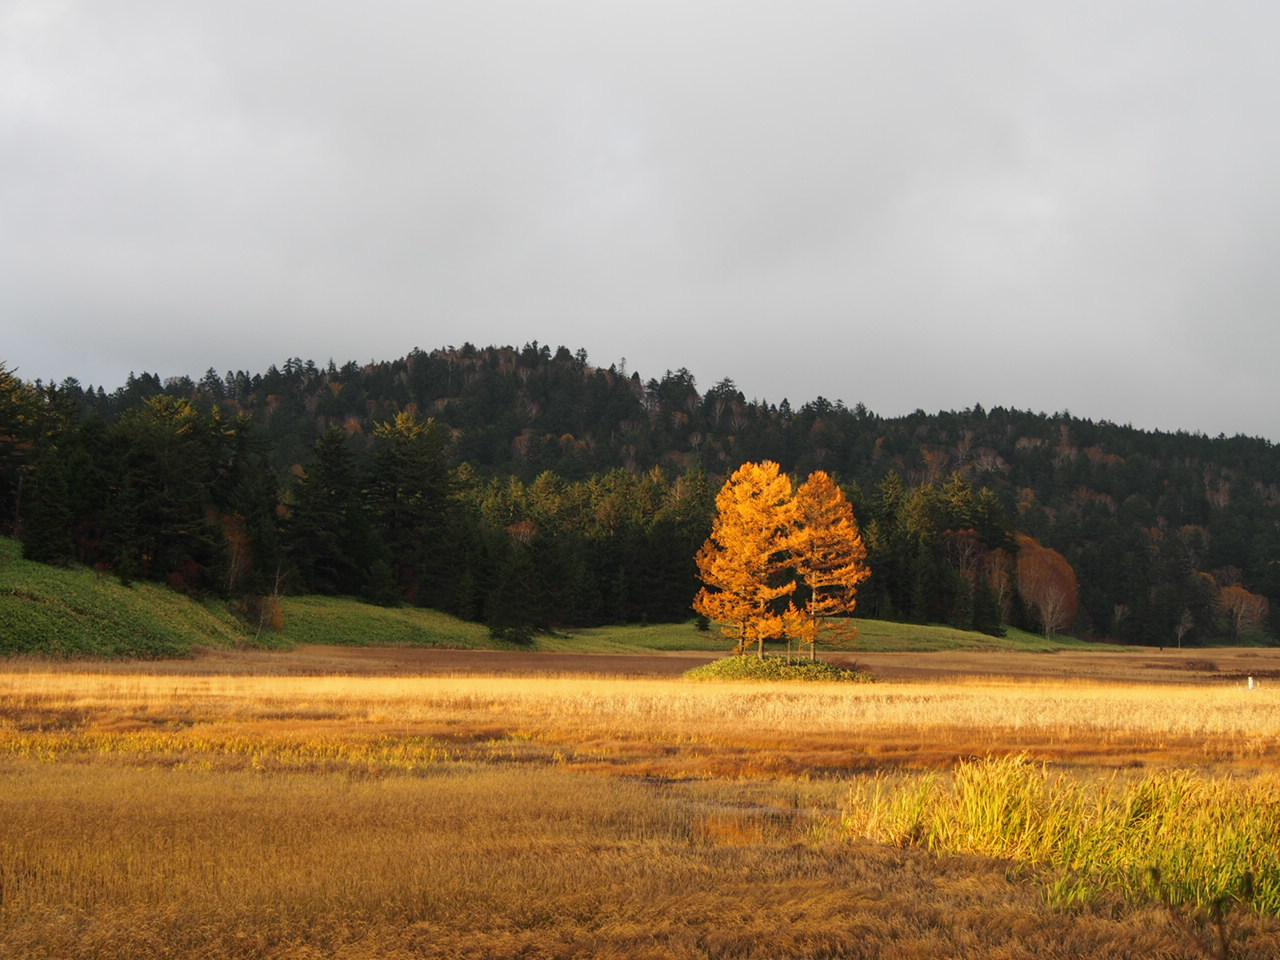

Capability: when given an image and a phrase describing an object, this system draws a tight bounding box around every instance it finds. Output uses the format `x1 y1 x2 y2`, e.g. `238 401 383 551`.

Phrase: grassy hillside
836 619 1098 652
277 596 495 648
2 537 1103 659
278 609 1093 655
0 538 250 658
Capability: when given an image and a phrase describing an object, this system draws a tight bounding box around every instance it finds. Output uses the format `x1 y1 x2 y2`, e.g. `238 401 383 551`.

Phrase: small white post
1248 676 1256 690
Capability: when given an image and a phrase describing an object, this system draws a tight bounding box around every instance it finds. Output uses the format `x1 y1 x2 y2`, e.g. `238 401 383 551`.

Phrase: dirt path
170 643 1280 685
842 646 1280 685
231 644 721 677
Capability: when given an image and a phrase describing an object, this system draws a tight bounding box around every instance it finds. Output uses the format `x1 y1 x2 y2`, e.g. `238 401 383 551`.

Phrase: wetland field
4 646 1280 959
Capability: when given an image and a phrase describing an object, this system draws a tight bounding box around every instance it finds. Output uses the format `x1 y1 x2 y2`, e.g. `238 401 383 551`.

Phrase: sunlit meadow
4 665 1280 958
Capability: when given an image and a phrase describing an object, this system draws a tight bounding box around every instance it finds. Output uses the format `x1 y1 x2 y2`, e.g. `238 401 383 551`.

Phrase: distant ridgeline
1 344 1276 646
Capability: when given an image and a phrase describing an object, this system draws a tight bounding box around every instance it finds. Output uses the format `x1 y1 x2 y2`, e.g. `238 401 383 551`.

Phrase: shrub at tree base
683 655 875 683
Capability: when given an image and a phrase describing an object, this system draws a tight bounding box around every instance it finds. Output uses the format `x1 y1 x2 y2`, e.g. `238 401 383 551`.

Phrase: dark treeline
2 343 1277 645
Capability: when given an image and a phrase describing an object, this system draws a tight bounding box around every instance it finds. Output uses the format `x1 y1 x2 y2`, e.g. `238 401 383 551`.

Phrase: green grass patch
841 619 1099 652
683 654 875 683
277 596 495 648
676 617 1101 654
844 754 1280 916
274 607 1110 655
534 621 728 653
546 619 1100 655
0 538 249 659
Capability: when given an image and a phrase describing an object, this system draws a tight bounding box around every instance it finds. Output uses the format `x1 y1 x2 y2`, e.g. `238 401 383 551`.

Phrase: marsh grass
0 758 1237 960
5 672 1280 773
0 761 702 957
6 667 1280 957
844 754 1280 916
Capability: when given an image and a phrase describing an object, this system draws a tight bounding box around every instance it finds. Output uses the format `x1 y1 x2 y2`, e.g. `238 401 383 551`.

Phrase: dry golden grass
2 758 1242 960
5 659 1280 958
5 670 1280 773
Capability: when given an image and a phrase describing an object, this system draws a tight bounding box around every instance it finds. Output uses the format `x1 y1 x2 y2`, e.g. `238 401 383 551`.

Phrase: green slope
832 619 1099 653
277 595 494 648
0 538 250 658
2 537 1104 660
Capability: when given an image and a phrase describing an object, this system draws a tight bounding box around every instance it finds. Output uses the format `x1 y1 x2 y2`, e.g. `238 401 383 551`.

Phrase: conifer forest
2 342 1277 646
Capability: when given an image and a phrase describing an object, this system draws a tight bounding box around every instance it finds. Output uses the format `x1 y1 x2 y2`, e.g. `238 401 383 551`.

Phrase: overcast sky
3 2 1278 440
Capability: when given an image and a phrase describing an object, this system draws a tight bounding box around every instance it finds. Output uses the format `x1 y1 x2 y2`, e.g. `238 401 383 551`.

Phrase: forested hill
3 342 1278 646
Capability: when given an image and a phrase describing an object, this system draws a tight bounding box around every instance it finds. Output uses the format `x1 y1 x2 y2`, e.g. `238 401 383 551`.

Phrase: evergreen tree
20 448 74 565
486 527 542 644
972 576 1006 637
366 412 453 605
947 566 974 630
287 427 387 598
216 415 283 598
107 397 223 591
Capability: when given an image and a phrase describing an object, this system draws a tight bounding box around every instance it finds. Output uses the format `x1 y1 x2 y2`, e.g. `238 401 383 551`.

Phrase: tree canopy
693 461 799 657
786 470 870 658
694 462 871 658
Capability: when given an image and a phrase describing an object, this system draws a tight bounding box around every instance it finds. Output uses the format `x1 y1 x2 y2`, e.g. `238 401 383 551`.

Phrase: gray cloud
2 1 1277 440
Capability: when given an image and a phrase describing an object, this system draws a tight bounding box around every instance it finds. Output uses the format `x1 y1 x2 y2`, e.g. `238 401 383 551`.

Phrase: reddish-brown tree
1015 534 1078 637
1217 584 1270 639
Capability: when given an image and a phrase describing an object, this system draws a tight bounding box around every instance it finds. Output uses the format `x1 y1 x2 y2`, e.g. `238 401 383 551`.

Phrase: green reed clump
844 755 1280 915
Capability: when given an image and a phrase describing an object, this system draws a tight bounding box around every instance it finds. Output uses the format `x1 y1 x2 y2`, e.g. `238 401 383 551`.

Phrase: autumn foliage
693 462 798 657
1014 534 1078 637
1217 584 1271 639
694 462 869 657
786 471 871 658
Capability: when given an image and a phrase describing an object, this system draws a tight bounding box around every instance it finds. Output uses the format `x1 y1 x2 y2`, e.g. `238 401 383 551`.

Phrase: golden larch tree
785 470 871 658
693 461 797 657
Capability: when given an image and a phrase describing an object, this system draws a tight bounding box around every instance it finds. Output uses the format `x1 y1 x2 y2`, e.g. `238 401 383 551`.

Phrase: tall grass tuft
844 754 1280 915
